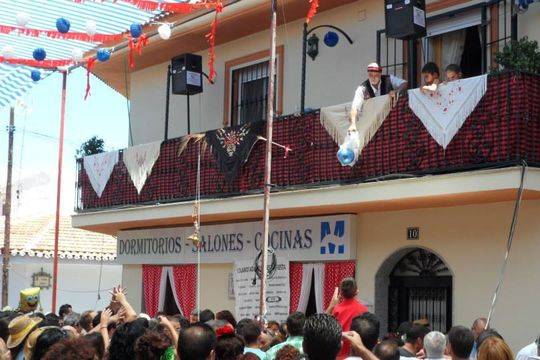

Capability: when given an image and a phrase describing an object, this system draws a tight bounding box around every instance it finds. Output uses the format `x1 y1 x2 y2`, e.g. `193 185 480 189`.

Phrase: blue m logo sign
320 220 345 255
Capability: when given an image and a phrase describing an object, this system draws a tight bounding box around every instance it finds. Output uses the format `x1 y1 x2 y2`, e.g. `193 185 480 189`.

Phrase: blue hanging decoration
96 48 111 62
324 31 339 47
30 69 41 82
130 23 143 38
56 17 71 34
337 131 359 167
32 48 46 61
337 146 355 166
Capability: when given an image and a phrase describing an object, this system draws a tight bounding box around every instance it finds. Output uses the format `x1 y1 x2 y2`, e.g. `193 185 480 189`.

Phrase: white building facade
74 0 540 352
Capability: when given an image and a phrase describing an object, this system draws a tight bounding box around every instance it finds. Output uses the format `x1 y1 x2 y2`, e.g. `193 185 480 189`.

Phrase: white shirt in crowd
516 342 538 360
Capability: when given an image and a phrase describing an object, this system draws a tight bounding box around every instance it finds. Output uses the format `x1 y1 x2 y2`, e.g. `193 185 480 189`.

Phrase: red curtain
289 262 303 312
323 261 356 309
170 265 198 316
142 265 164 317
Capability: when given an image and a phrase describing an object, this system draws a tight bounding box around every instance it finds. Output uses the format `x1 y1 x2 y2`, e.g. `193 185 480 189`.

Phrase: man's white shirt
369 75 406 97
516 342 538 360
351 75 406 113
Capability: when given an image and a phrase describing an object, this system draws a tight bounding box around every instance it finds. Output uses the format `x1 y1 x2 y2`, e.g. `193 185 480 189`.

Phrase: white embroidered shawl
408 74 488 149
122 141 162 194
320 94 392 154
83 151 119 198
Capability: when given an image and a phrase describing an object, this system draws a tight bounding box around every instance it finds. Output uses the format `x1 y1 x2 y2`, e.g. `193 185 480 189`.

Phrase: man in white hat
350 62 407 125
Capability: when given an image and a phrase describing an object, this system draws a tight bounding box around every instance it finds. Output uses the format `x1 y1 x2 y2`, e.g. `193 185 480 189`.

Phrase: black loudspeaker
171 53 203 95
384 0 426 39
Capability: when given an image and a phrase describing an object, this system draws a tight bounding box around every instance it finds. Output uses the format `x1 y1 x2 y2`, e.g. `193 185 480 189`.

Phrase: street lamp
300 23 354 113
307 34 319 60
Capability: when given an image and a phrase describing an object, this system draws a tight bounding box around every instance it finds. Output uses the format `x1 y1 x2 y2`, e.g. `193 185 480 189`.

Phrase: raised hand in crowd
326 287 340 314
100 307 113 351
158 315 179 346
110 285 137 322
111 306 127 324
342 331 379 360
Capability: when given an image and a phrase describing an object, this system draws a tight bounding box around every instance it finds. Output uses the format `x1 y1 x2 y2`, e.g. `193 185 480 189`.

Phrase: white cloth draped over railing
320 94 392 154
408 74 488 148
83 151 119 198
122 141 162 194
83 141 162 197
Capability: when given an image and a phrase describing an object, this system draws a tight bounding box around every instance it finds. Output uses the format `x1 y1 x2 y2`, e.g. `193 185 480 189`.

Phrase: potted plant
492 36 540 75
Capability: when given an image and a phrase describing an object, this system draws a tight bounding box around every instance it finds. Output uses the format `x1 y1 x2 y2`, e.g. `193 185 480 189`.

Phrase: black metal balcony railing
76 73 540 212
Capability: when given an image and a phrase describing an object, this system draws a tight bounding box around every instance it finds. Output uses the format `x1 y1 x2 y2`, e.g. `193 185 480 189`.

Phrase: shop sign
234 257 289 322
116 214 356 264
32 268 52 289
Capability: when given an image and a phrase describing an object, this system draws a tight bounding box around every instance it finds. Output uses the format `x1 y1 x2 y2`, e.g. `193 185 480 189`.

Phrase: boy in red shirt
327 277 369 359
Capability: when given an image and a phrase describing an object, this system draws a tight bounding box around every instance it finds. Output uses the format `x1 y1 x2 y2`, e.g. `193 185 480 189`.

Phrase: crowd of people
0 279 536 360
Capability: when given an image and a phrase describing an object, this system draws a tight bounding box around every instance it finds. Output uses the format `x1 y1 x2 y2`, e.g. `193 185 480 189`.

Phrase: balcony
75 73 540 212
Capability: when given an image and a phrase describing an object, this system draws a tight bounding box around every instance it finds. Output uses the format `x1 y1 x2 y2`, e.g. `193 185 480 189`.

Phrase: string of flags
0 2 221 92
73 0 217 13
0 0 319 99
84 124 293 198
0 14 155 80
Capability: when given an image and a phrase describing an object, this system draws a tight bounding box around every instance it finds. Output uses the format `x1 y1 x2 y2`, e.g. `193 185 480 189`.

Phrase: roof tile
0 215 116 261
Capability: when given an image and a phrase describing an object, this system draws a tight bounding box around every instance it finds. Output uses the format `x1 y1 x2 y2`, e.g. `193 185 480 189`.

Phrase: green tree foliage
493 37 540 74
77 136 105 157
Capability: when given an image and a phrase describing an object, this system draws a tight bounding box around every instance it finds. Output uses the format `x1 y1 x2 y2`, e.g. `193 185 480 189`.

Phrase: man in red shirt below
326 277 369 359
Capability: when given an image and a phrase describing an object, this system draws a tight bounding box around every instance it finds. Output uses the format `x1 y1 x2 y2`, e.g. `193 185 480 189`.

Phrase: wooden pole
259 0 278 318
52 71 68 313
2 107 15 308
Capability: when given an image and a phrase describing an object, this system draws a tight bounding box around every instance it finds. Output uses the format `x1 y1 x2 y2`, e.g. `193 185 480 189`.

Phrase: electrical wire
96 238 105 302
198 92 202 134
16 102 29 207
18 128 77 146
486 161 527 327
279 0 292 60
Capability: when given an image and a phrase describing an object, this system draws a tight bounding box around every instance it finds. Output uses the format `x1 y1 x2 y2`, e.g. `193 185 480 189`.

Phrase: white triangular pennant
83 151 119 198
122 141 162 194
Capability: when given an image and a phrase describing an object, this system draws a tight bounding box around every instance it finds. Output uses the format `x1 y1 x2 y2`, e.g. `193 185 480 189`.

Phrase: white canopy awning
0 0 184 107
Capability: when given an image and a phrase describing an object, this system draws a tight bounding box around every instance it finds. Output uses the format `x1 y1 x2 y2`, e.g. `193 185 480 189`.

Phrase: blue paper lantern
324 31 339 47
337 146 355 166
96 48 111 62
56 17 71 34
30 69 41 82
32 48 46 61
130 23 143 38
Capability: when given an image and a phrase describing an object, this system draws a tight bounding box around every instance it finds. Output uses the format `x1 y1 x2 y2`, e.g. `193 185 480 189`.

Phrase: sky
0 67 128 218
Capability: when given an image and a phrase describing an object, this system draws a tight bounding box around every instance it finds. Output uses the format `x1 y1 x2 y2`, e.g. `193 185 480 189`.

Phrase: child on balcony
420 62 441 94
445 64 463 82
